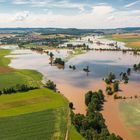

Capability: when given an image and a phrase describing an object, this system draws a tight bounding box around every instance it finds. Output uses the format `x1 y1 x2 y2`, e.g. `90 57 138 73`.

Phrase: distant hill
0 27 140 35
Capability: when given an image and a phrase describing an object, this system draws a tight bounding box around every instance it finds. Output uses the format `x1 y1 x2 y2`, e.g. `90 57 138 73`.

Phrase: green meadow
0 49 42 89
119 100 140 140
0 88 68 117
0 89 68 140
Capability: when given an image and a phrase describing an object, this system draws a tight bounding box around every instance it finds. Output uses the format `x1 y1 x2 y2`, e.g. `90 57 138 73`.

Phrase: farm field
0 88 68 140
105 33 140 49
119 100 140 140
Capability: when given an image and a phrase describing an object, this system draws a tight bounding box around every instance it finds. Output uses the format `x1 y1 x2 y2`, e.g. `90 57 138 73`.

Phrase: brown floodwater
7 49 140 140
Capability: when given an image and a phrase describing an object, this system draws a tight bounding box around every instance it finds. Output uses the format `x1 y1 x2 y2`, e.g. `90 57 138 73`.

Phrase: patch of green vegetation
0 88 68 117
0 49 11 66
0 108 67 140
68 125 85 140
0 49 43 89
65 48 85 62
0 70 42 90
119 100 140 139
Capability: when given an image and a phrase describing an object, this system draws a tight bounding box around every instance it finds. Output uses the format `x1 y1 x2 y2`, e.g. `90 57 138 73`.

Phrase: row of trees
71 90 123 140
0 84 38 95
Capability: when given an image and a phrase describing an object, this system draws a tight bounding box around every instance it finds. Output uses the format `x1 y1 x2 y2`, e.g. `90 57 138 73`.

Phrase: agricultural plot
0 89 68 140
105 33 140 49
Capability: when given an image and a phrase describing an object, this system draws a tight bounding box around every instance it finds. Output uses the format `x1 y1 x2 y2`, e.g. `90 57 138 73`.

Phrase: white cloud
92 5 115 15
0 4 140 28
14 11 30 21
13 0 87 13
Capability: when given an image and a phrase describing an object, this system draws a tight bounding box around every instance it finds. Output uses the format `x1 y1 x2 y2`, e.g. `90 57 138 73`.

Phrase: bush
113 81 119 92
106 87 113 95
69 102 74 109
45 80 56 91
105 73 116 84
54 58 65 66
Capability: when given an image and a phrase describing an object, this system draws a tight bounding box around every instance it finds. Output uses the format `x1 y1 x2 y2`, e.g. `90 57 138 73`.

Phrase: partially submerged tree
45 80 56 91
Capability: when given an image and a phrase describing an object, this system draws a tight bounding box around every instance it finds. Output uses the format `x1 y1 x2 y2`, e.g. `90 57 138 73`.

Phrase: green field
0 89 68 140
68 125 85 140
0 49 43 89
105 33 140 49
0 88 68 117
119 100 140 139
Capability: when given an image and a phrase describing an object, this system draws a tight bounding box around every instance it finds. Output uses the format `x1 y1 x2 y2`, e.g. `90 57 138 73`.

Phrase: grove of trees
71 90 123 140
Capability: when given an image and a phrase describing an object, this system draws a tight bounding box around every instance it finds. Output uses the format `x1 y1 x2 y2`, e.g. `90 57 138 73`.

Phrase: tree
106 87 113 95
69 102 74 109
127 68 131 75
45 80 56 91
113 81 119 92
54 58 65 66
49 52 54 65
85 91 92 106
105 73 116 84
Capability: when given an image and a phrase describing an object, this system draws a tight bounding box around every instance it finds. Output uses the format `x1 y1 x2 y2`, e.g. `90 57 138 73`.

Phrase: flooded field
7 38 140 140
60 36 127 50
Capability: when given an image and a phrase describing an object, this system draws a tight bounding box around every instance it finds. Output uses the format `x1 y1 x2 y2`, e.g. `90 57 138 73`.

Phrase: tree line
0 84 38 95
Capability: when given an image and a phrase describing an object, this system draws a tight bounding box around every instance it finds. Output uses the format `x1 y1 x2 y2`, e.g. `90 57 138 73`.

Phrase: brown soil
113 33 140 39
0 67 14 73
127 42 140 48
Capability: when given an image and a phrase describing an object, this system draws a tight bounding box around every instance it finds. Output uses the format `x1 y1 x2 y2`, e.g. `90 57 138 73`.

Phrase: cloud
14 11 30 21
13 0 87 13
13 0 29 4
0 4 140 28
92 5 115 15
124 0 140 8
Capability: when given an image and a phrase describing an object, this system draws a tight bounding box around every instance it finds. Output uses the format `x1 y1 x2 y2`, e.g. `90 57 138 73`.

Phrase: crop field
119 100 140 140
0 88 68 140
105 33 140 49
0 88 68 117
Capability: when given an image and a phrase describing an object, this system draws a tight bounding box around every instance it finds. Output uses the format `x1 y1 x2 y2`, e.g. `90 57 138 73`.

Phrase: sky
0 0 140 28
